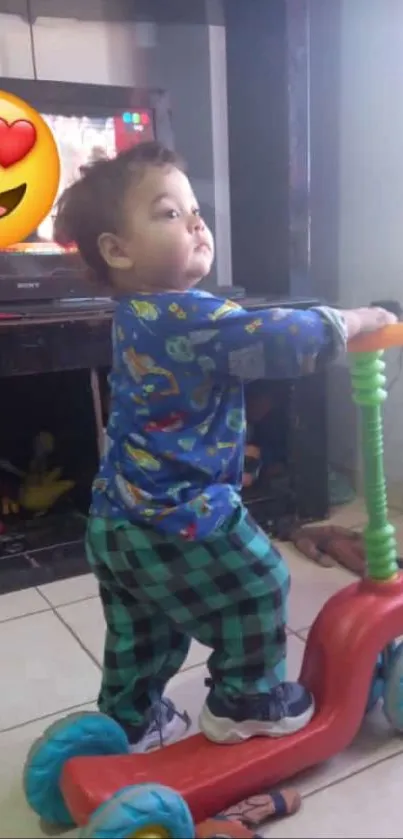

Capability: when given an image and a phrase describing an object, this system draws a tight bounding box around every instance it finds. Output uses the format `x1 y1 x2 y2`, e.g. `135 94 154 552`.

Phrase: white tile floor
2 500 403 838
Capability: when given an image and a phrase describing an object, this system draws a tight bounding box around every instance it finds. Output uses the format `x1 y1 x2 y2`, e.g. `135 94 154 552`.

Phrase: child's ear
97 232 134 271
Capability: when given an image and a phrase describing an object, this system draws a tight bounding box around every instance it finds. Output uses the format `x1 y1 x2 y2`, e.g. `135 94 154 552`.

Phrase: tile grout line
35 586 56 608
0 606 50 625
0 660 209 736
0 643 209 735
50 606 102 671
42 593 99 608
287 626 310 640
36 585 98 610
0 699 98 734
0 593 99 625
301 744 403 800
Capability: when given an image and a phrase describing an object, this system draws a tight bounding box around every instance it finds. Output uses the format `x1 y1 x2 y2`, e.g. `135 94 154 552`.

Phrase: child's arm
181 300 396 381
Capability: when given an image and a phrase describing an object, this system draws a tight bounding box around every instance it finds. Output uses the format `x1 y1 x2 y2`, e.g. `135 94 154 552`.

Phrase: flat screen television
0 78 173 303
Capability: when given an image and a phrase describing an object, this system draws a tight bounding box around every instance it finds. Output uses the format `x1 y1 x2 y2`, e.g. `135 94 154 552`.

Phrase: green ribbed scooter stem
349 350 398 581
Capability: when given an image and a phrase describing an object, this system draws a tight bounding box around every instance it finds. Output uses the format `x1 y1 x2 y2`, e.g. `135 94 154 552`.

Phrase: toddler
54 141 395 751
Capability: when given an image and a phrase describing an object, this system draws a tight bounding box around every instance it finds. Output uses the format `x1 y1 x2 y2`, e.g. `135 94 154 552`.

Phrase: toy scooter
23 323 403 838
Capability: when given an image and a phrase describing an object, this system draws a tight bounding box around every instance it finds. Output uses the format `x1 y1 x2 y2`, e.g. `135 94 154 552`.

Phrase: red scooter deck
61 575 403 827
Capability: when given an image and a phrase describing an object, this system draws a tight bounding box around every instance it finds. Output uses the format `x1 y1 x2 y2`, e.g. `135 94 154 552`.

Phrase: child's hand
340 307 398 340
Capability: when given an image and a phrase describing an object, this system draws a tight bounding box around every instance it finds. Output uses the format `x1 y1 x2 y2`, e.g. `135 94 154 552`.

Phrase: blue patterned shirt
90 290 345 539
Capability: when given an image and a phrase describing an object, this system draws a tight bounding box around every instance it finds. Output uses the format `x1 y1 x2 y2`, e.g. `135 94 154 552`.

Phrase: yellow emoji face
0 91 60 248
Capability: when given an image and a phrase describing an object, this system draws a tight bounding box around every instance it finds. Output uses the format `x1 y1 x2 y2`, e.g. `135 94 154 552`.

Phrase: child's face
99 165 214 291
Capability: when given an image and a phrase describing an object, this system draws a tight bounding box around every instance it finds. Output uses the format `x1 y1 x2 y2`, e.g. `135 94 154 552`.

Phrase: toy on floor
0 432 75 517
20 431 75 514
23 323 403 838
242 384 287 490
282 522 403 576
195 786 300 838
242 444 262 488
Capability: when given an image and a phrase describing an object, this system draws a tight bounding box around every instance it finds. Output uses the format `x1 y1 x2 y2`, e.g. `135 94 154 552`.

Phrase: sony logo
16 282 41 289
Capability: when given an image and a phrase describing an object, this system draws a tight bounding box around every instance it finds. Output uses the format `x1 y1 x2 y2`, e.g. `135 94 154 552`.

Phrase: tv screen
0 79 172 302
4 108 155 256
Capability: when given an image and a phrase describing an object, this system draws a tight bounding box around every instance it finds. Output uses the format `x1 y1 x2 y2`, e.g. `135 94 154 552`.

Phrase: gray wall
136 17 217 279
338 0 403 491
310 0 403 494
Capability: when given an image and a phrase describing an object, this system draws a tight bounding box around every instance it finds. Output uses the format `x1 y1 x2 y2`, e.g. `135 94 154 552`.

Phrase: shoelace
150 694 191 749
269 683 289 717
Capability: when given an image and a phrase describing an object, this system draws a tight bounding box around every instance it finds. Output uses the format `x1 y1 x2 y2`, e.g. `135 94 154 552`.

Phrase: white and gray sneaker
199 681 314 744
129 697 191 753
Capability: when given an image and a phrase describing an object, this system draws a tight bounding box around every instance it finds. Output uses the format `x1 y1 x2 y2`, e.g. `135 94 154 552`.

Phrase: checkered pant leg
85 540 190 728
86 508 290 728
99 581 190 726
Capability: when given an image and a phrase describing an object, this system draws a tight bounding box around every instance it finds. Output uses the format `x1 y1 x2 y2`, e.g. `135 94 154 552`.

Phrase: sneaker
130 697 191 753
199 682 314 743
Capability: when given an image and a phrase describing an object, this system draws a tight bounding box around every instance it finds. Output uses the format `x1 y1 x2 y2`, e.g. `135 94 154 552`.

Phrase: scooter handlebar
348 324 403 353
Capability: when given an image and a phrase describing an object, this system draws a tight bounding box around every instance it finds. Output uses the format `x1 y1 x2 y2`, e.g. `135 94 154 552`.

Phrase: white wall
336 0 403 489
0 0 145 84
208 22 232 287
0 10 34 77
31 17 142 86
338 0 403 309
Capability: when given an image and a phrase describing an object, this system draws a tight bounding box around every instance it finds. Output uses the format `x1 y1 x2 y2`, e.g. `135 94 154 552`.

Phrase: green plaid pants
86 506 290 731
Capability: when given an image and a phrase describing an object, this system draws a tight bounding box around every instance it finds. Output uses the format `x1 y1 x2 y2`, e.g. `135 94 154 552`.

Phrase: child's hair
54 141 185 284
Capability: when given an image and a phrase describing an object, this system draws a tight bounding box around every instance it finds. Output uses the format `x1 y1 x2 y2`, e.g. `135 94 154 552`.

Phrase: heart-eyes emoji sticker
0 119 37 169
0 90 60 247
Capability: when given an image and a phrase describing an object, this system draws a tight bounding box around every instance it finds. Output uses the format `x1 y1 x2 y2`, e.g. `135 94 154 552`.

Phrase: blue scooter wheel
24 711 130 826
366 641 399 714
384 642 403 730
366 654 385 713
79 783 195 838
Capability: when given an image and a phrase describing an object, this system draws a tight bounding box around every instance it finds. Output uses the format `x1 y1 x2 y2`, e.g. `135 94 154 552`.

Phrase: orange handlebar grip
348 323 403 353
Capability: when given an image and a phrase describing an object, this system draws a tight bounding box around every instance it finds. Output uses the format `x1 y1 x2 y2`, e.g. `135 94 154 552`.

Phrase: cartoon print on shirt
196 416 214 436
190 384 210 411
115 475 153 507
270 308 291 320
208 300 242 320
245 318 263 334
166 481 192 502
178 438 197 451
124 444 161 471
198 355 216 374
144 413 186 433
168 302 187 319
189 494 213 516
93 477 108 493
132 394 148 406
180 523 197 540
165 336 195 363
188 329 219 345
130 300 160 321
128 432 148 447
226 408 245 433
124 347 179 396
